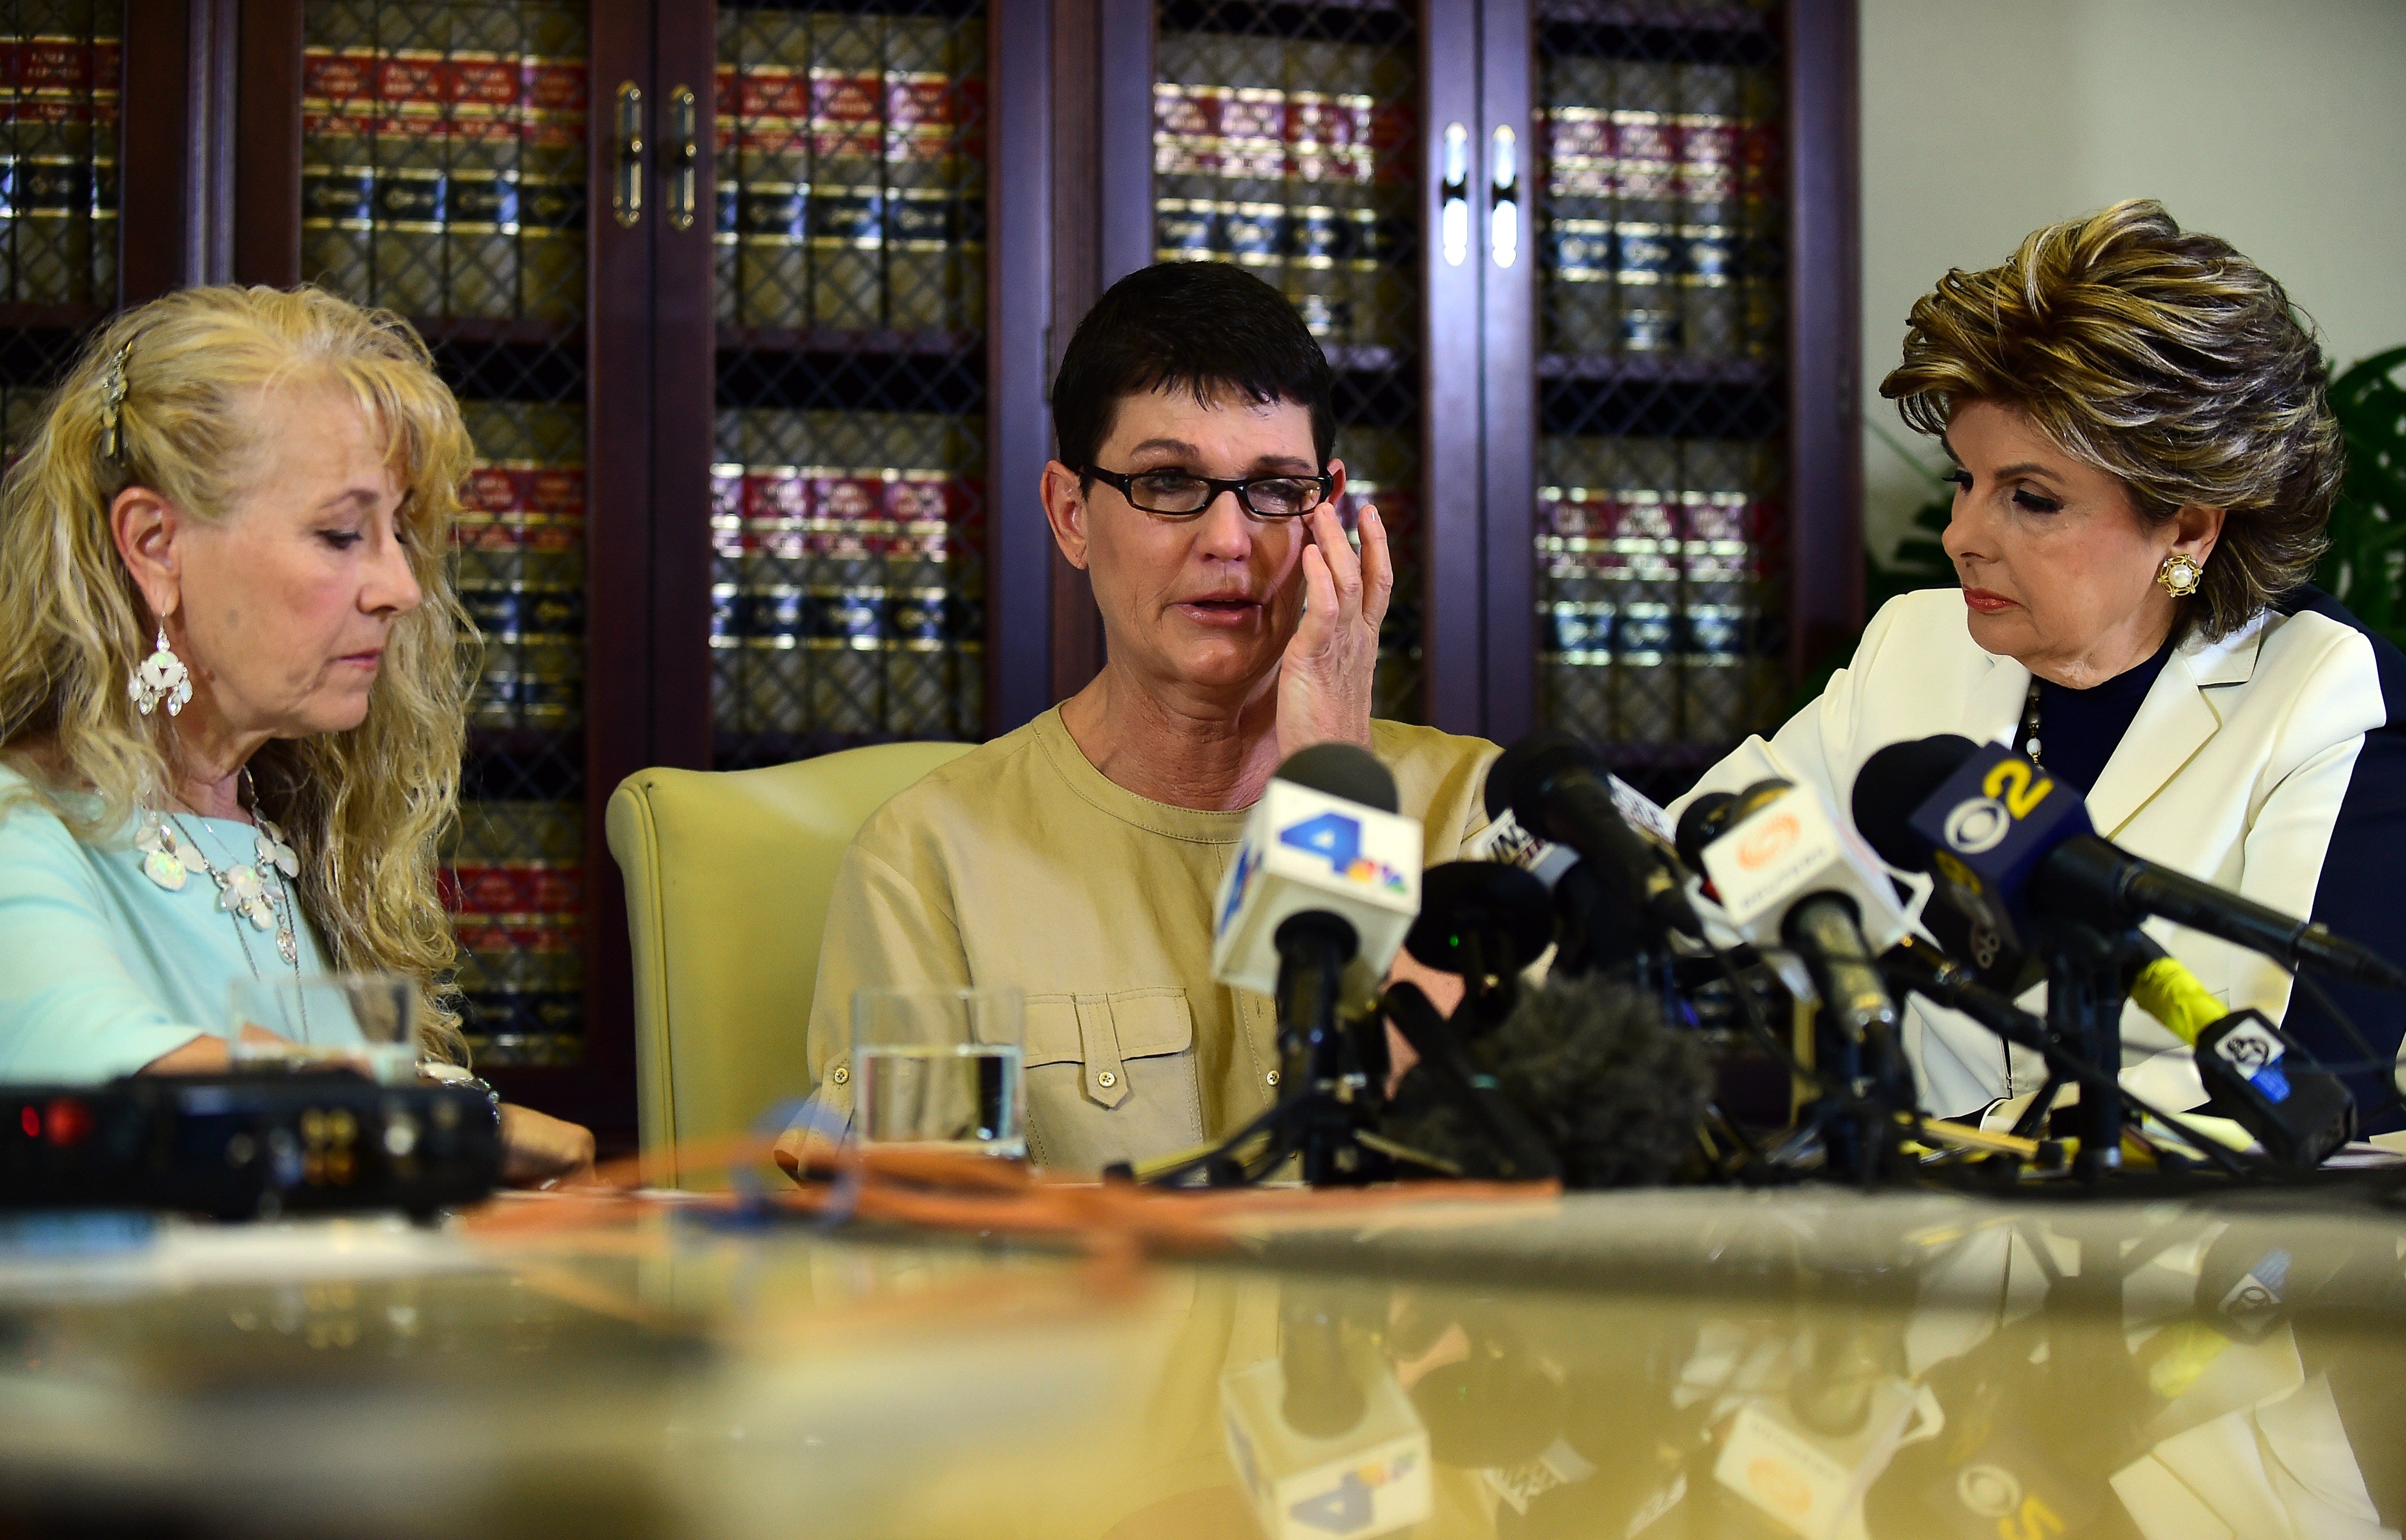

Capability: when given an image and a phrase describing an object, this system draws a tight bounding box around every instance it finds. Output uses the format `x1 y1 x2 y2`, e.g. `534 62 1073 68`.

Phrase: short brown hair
1881 199 2342 639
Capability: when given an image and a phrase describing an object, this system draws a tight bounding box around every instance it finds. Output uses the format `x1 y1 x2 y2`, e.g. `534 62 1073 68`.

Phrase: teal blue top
0 764 344 1082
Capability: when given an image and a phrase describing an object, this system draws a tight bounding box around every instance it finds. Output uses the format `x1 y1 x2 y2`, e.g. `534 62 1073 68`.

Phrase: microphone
1467 777 1651 981
1693 780 1912 1055
1670 791 1738 891
1212 742 1424 1010
1402 862 1555 1031
1223 1289 1434 1540
1379 973 1713 1188
1486 731 1703 940
1853 736 2406 990
1714 1332 1940 1539
1461 804 1581 890
2123 937 2356 1168
1879 935 2352 1170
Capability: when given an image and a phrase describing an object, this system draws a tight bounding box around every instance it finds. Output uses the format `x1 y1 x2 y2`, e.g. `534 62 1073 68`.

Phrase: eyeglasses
1085 465 1334 520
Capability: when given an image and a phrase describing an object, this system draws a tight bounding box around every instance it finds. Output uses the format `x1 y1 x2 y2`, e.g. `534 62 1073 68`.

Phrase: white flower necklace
137 798 306 979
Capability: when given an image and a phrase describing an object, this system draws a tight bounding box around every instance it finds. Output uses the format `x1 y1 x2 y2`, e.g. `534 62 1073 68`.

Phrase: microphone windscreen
1673 791 1737 871
1850 735 1980 869
1495 977 1713 1188
1275 741 1399 814
1382 974 1712 1188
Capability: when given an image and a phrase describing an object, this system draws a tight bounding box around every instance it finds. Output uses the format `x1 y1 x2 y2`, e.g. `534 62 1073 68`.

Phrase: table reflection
0 1192 2397 1539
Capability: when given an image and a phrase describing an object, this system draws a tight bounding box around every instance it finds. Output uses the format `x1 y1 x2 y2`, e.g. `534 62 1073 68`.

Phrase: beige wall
1860 0 2406 559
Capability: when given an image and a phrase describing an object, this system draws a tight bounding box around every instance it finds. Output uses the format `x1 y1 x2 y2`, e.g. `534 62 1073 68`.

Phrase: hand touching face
1043 382 1386 725
113 380 425 744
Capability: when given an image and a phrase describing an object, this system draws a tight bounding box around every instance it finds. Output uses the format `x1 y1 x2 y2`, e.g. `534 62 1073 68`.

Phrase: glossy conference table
2 1180 2402 1539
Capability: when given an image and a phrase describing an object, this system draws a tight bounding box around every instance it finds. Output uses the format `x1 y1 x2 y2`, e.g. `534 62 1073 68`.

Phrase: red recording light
42 1098 90 1148
17 1107 34 1139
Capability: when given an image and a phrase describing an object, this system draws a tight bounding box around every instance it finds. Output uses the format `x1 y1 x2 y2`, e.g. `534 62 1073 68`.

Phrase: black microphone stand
1273 913 1370 1186
2007 922 2135 1182
1136 916 1393 1189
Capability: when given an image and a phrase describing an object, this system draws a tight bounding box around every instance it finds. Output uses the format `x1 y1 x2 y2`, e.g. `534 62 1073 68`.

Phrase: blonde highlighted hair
0 285 475 1062
1881 198 2343 639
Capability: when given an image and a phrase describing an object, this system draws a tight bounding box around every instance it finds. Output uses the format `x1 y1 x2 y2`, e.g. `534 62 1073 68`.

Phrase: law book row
299 10 588 323
0 21 118 307
443 797 582 1068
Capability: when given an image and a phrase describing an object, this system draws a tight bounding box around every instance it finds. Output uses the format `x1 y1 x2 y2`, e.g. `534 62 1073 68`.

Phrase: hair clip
99 340 132 461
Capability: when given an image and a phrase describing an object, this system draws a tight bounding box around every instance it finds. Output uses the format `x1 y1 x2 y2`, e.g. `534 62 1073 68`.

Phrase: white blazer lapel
1960 649 2031 747
2083 623 2263 837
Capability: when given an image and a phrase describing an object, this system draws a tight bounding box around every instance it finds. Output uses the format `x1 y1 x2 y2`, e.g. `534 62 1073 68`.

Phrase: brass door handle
1489 125 1520 269
1439 121 1470 267
666 84 698 231
613 81 644 228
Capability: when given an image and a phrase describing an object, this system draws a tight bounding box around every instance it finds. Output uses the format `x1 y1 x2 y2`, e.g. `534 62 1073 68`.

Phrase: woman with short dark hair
792 262 1497 1175
1687 198 2406 1127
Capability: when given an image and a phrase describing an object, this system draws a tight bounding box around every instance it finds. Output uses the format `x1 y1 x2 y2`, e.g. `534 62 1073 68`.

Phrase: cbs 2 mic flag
1905 741 2090 956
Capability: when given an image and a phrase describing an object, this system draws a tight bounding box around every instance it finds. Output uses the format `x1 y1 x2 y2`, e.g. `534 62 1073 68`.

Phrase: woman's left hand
498 1103 596 1188
1276 502 1393 760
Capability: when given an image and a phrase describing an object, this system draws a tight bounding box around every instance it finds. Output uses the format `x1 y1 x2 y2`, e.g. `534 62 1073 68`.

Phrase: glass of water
227 973 420 1085
851 986 1025 1158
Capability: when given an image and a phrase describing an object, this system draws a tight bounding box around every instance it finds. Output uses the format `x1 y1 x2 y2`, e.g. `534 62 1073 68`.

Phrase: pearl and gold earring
2156 552 2204 598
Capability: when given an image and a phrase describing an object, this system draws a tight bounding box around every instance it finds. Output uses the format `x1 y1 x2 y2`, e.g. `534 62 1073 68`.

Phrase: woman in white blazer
1686 200 2406 1131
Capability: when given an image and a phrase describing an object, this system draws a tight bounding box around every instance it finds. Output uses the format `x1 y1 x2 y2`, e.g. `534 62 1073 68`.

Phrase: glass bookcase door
710 1 989 768
0 1 120 459
1534 3 1786 787
300 0 591 1069
1149 0 1422 721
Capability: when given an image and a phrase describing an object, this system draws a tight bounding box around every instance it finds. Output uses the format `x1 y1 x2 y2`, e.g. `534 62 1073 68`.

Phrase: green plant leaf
2316 346 2406 637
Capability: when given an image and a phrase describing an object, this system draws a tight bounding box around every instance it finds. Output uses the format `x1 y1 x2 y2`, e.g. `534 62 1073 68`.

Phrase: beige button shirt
798 707 1499 1173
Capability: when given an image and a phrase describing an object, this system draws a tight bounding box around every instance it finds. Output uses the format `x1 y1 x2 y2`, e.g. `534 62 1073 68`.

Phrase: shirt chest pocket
1020 987 1204 1172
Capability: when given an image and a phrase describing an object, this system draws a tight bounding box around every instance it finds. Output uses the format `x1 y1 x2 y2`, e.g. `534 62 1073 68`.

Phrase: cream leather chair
606 741 976 1185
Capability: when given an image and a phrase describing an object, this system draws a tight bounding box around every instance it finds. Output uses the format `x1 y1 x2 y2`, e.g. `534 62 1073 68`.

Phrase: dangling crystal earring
129 625 192 717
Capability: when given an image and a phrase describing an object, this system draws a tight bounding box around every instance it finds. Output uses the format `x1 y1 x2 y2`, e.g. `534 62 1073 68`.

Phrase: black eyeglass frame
1083 465 1337 520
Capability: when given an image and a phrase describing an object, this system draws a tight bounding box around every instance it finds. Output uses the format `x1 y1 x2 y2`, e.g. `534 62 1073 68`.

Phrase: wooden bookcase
99 0 1855 1146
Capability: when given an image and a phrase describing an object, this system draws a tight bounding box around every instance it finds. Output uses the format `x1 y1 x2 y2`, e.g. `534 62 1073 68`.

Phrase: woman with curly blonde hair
0 284 590 1184
1683 199 2406 1128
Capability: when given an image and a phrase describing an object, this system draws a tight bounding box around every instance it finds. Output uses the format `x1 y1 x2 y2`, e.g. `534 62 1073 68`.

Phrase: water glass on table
227 973 420 1084
851 987 1025 1158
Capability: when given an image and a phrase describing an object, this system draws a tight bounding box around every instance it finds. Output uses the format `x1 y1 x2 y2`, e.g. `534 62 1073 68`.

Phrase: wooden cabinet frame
159 0 1855 1142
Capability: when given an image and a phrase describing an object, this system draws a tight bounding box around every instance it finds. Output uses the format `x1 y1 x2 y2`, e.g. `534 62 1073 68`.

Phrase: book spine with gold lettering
369 5 446 319
13 0 97 306
453 399 587 733
882 16 951 336
808 13 882 330
446 2 521 321
729 9 809 331
1609 56 1679 359
1677 437 1774 744
1542 51 1614 358
88 3 117 304
303 6 376 304
517 1 585 323
1672 62 1740 361
444 796 582 1066
1537 461 1612 745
